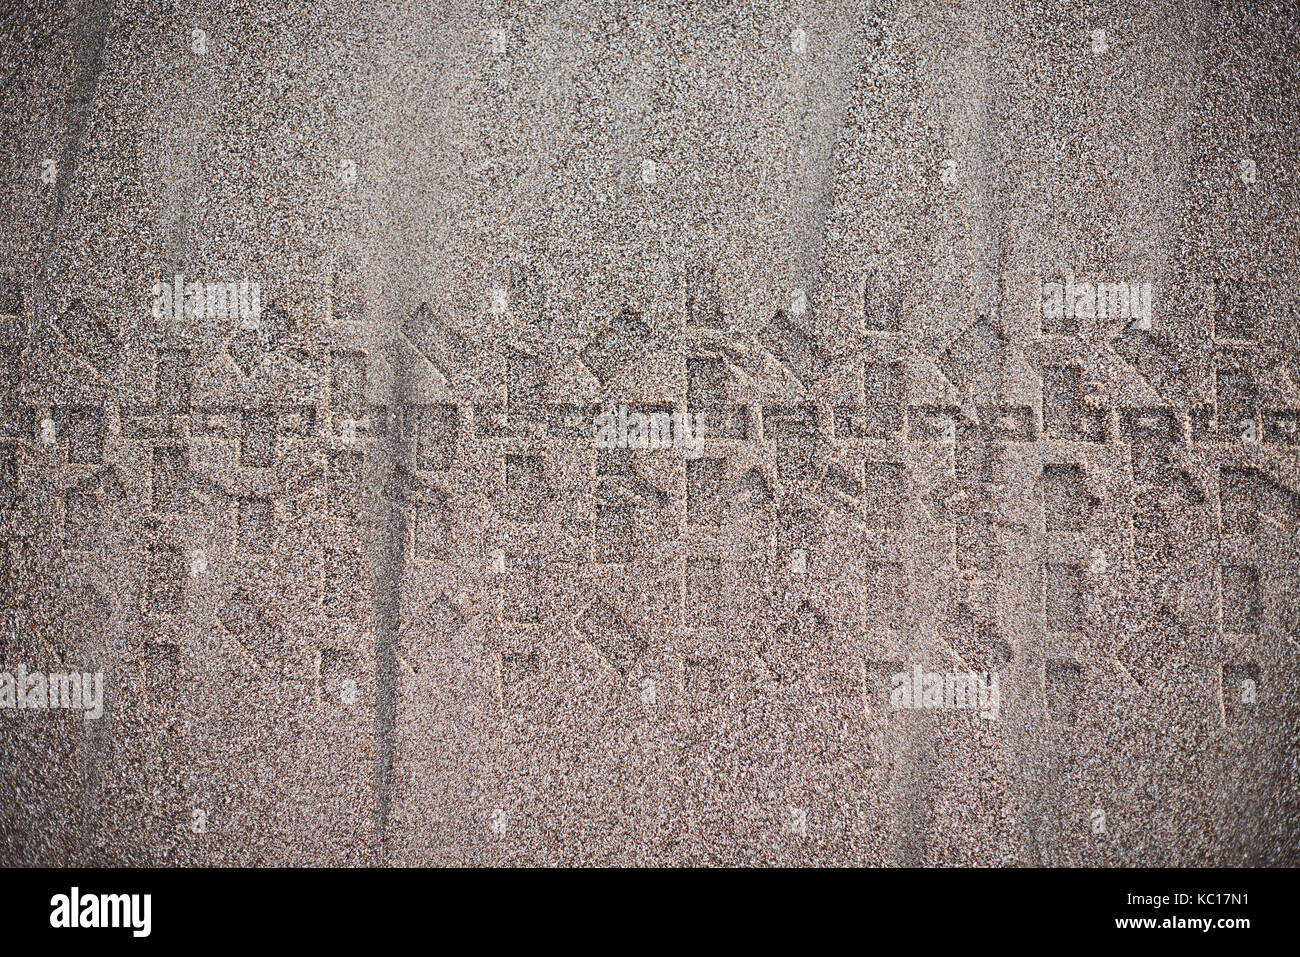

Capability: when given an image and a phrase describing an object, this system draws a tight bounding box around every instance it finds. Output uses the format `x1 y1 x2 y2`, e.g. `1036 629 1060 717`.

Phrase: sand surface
1 0 1297 865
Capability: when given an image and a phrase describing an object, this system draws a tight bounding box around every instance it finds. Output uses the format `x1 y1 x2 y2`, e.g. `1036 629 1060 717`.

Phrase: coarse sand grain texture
0 0 1297 866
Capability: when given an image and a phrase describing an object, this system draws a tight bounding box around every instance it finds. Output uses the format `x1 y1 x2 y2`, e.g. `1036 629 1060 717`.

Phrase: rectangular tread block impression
1221 564 1262 635
1044 562 1083 634
1045 661 1083 723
